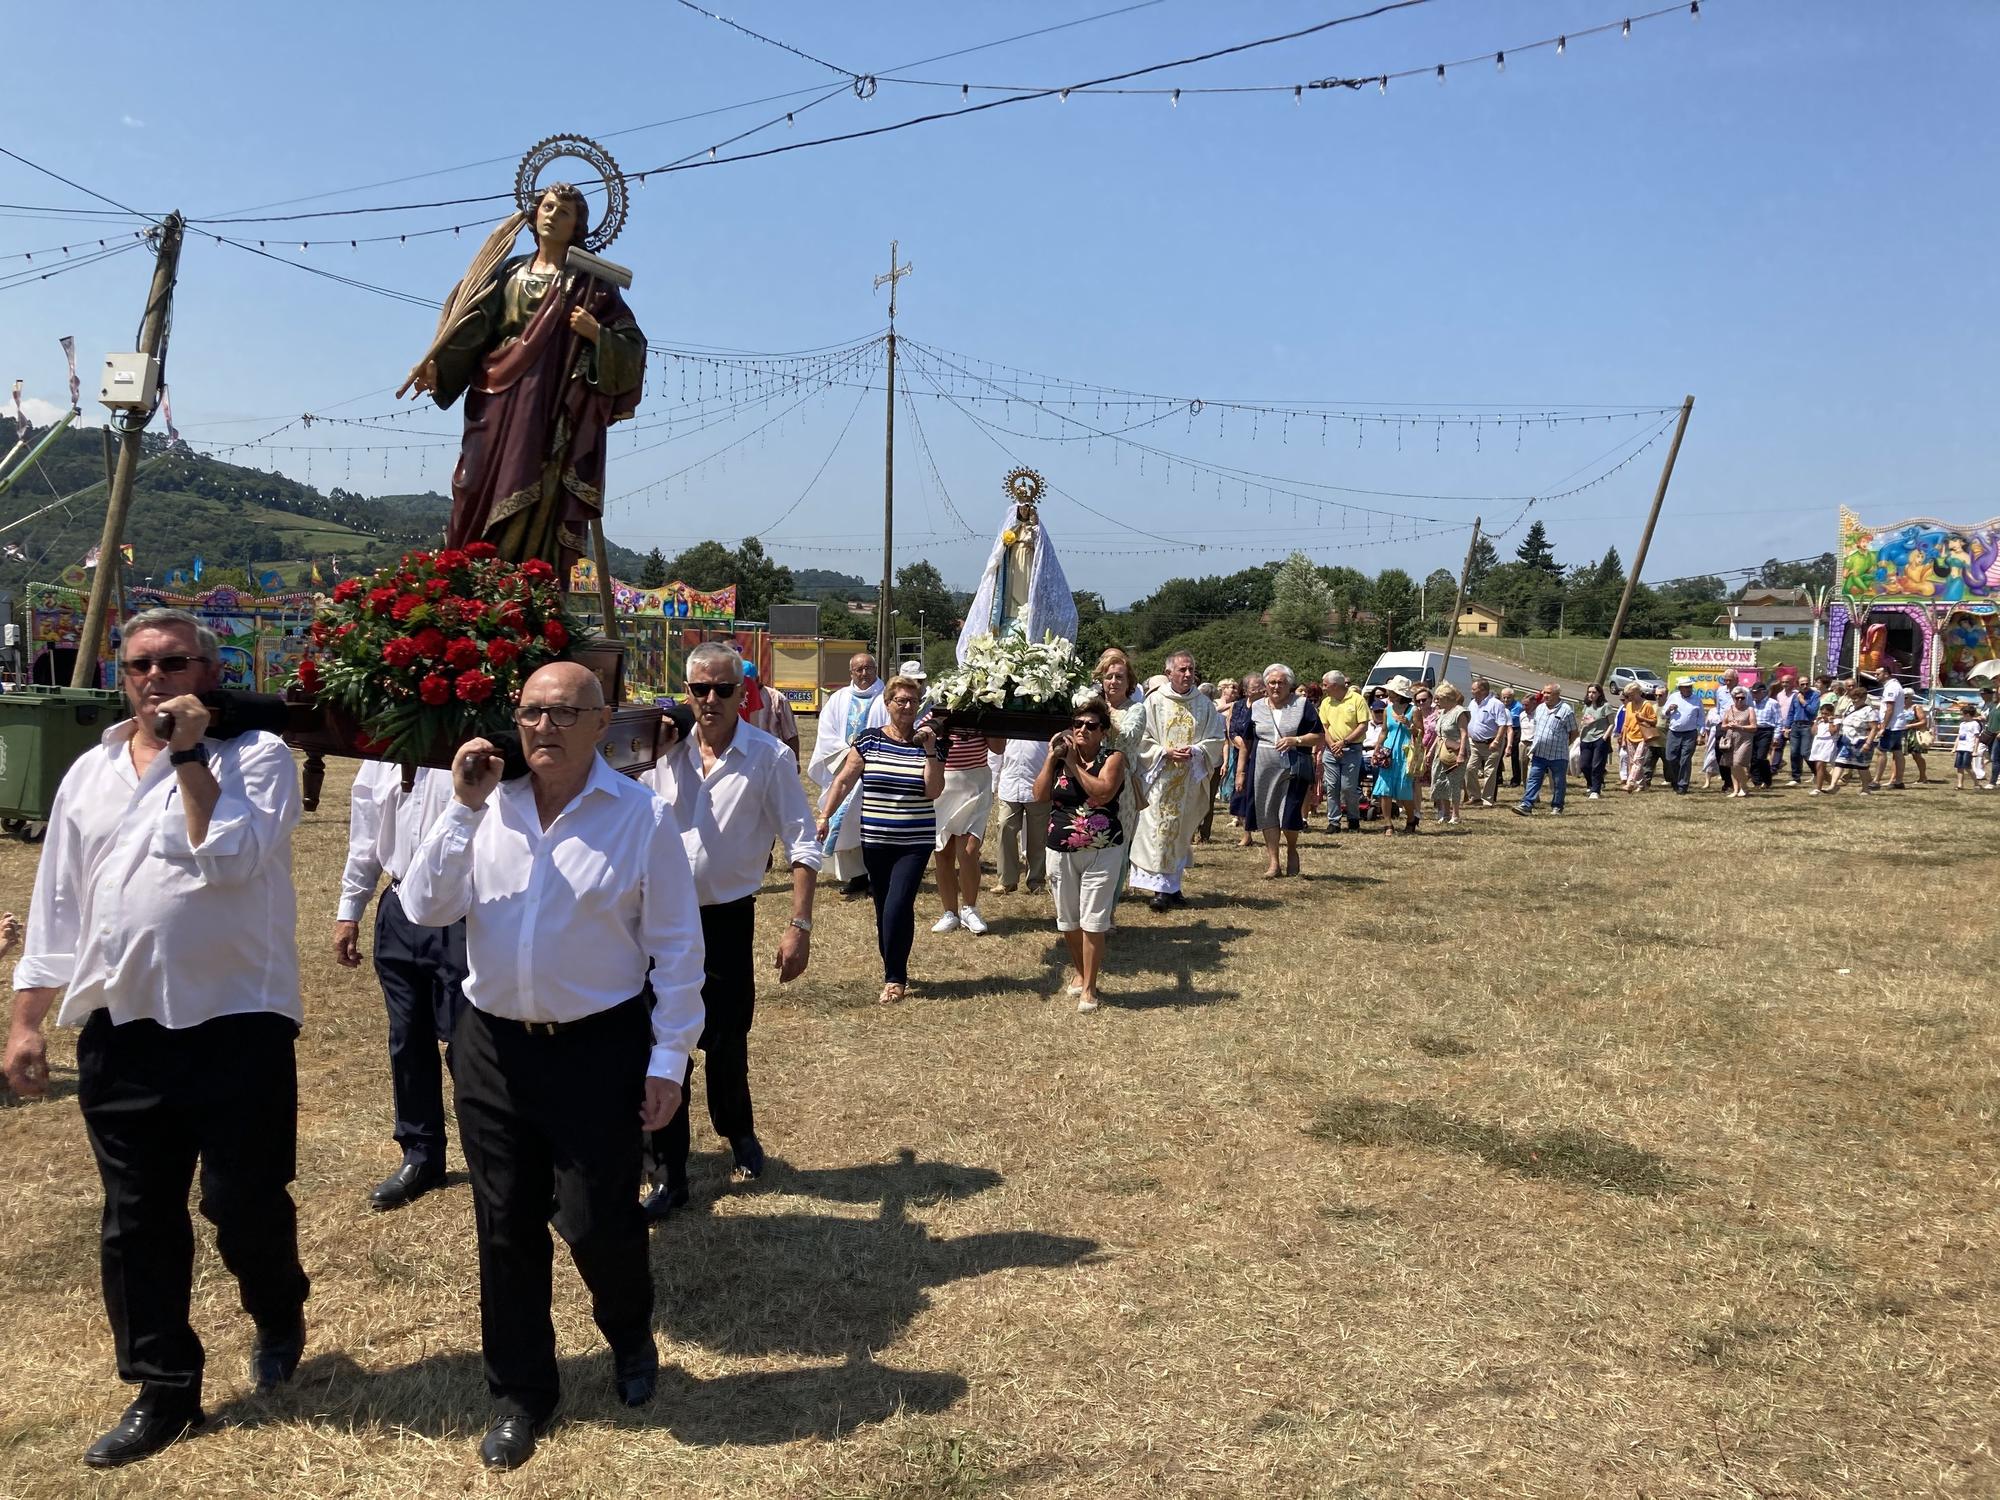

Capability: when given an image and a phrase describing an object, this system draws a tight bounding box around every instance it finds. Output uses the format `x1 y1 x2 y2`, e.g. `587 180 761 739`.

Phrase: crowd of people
5 612 1990 1475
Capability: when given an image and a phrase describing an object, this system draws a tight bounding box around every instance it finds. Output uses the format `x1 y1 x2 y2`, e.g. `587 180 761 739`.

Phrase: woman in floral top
1031 696 1128 1013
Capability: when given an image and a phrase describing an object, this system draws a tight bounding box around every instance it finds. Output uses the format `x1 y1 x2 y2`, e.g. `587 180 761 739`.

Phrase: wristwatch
789 916 813 934
168 744 209 768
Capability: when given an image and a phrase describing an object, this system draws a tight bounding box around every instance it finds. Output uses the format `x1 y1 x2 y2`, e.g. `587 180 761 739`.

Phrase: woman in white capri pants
1030 696 1128 1013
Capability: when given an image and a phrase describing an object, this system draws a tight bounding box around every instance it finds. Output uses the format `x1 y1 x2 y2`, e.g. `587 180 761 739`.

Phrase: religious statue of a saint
399 176 644 577
957 467 1078 661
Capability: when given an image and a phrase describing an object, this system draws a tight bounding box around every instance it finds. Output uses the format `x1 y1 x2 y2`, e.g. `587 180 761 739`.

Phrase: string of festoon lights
7 0 1710 260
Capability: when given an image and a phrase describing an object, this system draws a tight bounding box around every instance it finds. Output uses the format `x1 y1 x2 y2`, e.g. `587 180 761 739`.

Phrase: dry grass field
1 742 1995 1499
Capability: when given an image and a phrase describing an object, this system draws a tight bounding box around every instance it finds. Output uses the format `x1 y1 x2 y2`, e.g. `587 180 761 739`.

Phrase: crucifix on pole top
874 241 912 667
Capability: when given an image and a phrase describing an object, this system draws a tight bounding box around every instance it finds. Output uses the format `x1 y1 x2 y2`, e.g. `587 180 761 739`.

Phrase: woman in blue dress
1226 672 1262 846
1374 675 1420 835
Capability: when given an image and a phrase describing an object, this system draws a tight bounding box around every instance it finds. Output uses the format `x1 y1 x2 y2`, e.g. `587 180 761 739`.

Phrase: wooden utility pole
874 241 911 669
1593 395 1695 688
73 213 183 687
1437 516 1483 686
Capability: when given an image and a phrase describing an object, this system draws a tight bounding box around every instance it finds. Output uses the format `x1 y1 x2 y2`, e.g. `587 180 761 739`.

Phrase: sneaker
1787 778 1801 787
1550 807 1563 816
930 911 961 934
958 907 989 936
1512 805 1531 817
1586 792 1599 800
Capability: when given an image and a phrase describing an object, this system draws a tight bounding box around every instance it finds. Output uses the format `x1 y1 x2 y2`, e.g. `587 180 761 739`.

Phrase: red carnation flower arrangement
291 546 584 763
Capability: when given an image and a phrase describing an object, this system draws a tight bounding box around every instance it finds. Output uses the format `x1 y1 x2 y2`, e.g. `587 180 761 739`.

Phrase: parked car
1608 665 1664 692
1364 650 1472 697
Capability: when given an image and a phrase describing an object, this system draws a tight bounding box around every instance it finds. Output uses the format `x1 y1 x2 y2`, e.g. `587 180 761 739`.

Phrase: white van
1363 649 1472 697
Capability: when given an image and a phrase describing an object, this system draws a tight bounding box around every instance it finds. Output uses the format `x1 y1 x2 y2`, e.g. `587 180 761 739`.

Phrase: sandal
879 983 905 1005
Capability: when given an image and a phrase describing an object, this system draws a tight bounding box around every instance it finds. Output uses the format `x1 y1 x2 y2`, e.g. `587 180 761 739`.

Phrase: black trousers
650 896 756 1185
454 996 653 1422
373 884 467 1172
1579 738 1610 795
1750 726 1775 787
862 842 930 985
78 1010 309 1396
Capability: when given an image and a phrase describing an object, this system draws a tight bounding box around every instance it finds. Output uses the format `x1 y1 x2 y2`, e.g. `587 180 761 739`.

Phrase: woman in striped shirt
816 675 943 1004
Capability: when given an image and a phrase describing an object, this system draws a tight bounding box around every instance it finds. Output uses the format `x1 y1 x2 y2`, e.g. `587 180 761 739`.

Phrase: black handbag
1282 745 1316 782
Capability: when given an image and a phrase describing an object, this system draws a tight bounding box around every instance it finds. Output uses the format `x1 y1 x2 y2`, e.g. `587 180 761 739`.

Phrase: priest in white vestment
807 651 886 894
1127 649 1228 912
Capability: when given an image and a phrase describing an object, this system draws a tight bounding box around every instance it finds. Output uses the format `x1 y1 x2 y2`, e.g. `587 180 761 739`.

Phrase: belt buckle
524 1020 559 1036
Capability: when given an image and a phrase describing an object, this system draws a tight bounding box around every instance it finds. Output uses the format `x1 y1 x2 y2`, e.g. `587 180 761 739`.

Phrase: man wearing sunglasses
7 608 310 1468
400 661 705 1469
640 643 817 1217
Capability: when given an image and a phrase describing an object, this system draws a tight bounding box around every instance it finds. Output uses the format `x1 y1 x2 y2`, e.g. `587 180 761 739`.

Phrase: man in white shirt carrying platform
641 643 818 1218
333 762 464 1212
4 608 310 1469
400 660 705 1471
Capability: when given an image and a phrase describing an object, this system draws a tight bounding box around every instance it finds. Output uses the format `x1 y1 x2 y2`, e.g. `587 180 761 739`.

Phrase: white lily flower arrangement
929 630 1090 713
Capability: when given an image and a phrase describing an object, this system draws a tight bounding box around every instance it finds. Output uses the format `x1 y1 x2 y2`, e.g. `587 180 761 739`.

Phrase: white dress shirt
336 761 457 922
994 739 1050 804
15 721 302 1029
398 755 705 1081
643 720 821 907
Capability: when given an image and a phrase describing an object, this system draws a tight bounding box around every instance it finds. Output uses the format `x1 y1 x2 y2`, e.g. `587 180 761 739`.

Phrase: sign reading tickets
1668 645 1761 707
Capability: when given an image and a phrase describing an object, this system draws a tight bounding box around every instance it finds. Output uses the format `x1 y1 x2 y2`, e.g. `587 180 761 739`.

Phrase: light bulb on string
1623 18 1631 36
1059 88 1070 103
1436 63 1445 83
1170 88 1180 108
1378 76 1387 95
1495 52 1505 73
1293 84 1301 105
1556 35 1566 55
1690 0 1699 15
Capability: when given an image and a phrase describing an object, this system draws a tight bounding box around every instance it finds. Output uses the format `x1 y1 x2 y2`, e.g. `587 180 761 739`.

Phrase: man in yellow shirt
1317 671 1372 833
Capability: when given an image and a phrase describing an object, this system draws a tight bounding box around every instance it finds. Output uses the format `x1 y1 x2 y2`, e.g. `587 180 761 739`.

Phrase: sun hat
897 659 928 680
1676 675 1695 687
1381 674 1416 700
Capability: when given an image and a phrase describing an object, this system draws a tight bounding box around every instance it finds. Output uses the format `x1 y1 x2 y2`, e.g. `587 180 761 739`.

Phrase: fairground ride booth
1827 507 2000 687
564 562 769 698
765 602 869 715
25 581 316 690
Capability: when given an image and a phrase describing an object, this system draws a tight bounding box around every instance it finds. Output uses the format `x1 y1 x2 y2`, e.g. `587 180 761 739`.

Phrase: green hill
0 422 647 593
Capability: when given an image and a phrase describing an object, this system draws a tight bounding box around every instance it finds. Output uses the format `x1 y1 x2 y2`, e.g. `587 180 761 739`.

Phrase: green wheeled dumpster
0 686 126 838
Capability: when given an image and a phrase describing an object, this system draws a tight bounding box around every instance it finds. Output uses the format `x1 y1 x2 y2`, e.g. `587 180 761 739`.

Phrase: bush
1130 617 1364 689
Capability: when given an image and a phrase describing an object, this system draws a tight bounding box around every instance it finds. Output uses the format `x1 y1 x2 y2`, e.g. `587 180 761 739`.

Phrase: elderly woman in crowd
1244 663 1323 877
1827 679 1879 795
1617 681 1658 793
1093 647 1148 904
1375 676 1421 834
815 674 942 1004
1212 677 1242 837
1412 684 1438 798
1716 684 1758 797
1228 671 1263 846
1031 696 1128 1012
1576 683 1615 799
1427 681 1469 826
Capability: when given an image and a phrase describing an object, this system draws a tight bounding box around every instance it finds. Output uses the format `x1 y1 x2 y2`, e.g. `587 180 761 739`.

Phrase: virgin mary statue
956 468 1078 662
399 180 644 576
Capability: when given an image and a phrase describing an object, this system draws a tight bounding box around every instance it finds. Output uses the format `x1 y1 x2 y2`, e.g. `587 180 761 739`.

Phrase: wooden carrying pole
590 519 620 642
1594 395 1695 688
1437 516 1482 687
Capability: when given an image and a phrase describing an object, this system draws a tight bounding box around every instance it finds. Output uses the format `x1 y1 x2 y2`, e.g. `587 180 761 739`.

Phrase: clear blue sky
7 1 1997 607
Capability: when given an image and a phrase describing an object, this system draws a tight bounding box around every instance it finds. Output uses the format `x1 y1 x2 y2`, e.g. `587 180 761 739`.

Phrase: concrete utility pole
1594 394 1695 688
874 241 911 669
73 213 184 687
1438 516 1482 687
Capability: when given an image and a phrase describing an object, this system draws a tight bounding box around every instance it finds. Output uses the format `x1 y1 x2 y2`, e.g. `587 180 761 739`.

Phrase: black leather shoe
251 1313 306 1394
84 1391 204 1468
1147 894 1172 913
841 875 871 899
612 1342 659 1408
729 1134 765 1180
479 1415 542 1470
369 1160 444 1212
641 1180 689 1222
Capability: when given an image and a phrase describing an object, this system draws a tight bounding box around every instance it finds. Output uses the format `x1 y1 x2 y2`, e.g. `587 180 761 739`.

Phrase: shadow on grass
1099 919 1250 1009
218 1347 967 1447
217 1150 1080 1447
1307 1097 1690 1196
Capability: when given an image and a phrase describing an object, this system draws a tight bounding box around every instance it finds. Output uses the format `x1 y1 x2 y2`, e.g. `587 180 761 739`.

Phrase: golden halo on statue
1003 466 1045 507
515 133 628 252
